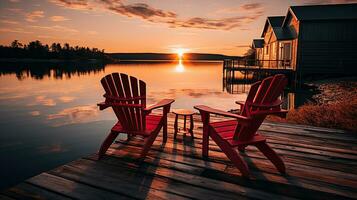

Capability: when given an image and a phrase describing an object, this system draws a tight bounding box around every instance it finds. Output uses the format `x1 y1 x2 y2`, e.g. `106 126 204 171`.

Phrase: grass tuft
285 99 357 131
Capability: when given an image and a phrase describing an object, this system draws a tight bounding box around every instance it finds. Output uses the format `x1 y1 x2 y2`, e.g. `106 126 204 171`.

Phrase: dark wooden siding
298 19 357 75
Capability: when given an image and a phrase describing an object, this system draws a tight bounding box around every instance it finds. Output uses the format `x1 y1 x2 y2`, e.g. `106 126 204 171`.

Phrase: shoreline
0 58 225 64
270 76 357 131
0 58 107 63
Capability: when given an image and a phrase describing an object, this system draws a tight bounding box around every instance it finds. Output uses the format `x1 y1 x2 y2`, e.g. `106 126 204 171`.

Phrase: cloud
87 30 98 35
47 105 98 126
215 3 264 15
37 143 68 153
240 3 263 10
236 44 251 48
300 0 357 4
30 25 79 33
35 95 56 106
147 88 230 103
26 10 44 22
50 0 92 10
107 3 177 20
168 15 262 30
50 15 70 21
0 19 19 24
50 0 263 30
29 111 40 116
37 35 56 39
58 96 76 103
6 8 23 13
0 27 32 34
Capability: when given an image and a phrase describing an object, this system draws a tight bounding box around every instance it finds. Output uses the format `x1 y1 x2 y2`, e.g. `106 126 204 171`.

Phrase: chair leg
238 145 246 153
210 133 250 178
126 134 132 141
201 114 210 158
98 131 119 159
189 115 194 139
202 127 209 158
162 117 168 144
255 142 286 174
174 114 178 139
140 129 160 159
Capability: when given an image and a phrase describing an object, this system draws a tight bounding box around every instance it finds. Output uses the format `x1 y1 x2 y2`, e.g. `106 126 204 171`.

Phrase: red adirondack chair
194 74 288 178
97 73 174 159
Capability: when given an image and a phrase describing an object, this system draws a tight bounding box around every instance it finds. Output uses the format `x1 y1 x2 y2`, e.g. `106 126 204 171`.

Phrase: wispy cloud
29 111 40 116
35 95 56 106
6 8 23 13
37 143 68 153
37 35 56 39
215 3 264 15
0 19 19 24
47 105 98 126
240 3 263 10
50 15 70 21
30 25 79 34
50 0 264 30
87 30 98 35
107 3 177 20
26 10 44 22
0 27 32 34
168 15 262 30
50 0 92 10
236 44 251 48
300 0 357 4
58 96 75 103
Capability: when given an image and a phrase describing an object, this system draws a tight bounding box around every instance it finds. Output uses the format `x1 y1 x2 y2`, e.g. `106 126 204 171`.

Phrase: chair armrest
235 101 245 106
250 100 283 109
194 105 251 124
251 109 288 118
98 102 143 110
144 99 175 112
97 102 111 110
235 101 245 110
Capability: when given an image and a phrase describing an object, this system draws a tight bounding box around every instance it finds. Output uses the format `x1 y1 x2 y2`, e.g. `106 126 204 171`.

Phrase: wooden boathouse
251 3 357 79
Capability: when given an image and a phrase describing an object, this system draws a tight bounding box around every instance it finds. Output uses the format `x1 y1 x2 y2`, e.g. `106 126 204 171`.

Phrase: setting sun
175 48 188 59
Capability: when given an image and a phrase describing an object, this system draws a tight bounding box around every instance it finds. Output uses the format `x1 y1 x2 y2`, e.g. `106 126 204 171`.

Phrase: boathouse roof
289 3 357 21
252 39 264 48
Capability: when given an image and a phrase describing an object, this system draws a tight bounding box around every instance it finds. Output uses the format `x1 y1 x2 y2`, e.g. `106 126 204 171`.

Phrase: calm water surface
0 61 248 189
0 60 312 189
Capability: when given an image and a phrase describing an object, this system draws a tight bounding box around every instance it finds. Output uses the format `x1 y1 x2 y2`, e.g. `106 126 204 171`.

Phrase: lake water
0 60 312 189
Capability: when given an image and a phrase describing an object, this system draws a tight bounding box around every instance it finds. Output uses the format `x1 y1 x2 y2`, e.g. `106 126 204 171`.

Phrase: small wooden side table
172 109 194 140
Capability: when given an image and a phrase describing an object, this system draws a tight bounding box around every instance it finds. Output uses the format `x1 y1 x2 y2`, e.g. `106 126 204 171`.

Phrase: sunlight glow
174 48 188 59
175 59 185 73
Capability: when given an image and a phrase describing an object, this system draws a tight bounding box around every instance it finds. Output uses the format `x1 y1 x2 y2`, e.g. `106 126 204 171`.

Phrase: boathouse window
271 42 277 59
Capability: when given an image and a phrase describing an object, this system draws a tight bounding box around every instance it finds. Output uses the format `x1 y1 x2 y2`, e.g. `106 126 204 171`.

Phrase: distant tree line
0 40 111 61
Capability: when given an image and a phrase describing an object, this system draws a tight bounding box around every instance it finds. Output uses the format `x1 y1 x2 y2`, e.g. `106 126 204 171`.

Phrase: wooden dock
222 59 296 87
1 114 357 200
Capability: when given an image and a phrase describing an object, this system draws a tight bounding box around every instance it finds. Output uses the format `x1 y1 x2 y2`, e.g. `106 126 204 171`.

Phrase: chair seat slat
103 94 145 101
103 102 143 108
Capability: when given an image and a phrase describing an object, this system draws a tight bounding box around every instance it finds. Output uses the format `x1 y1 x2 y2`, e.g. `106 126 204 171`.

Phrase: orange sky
0 0 355 56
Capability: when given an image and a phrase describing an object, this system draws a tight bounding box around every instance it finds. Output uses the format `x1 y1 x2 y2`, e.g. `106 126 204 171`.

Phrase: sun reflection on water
175 59 185 73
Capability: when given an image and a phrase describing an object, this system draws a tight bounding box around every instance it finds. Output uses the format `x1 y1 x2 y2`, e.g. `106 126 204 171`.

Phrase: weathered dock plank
2 115 357 200
109 138 357 199
2 183 71 200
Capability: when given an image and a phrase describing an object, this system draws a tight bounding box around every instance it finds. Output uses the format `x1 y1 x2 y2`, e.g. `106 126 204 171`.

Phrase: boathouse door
279 42 291 68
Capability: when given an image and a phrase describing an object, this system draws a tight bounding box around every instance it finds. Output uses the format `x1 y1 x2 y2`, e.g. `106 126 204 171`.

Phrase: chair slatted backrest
101 73 146 132
234 74 287 141
240 80 261 116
